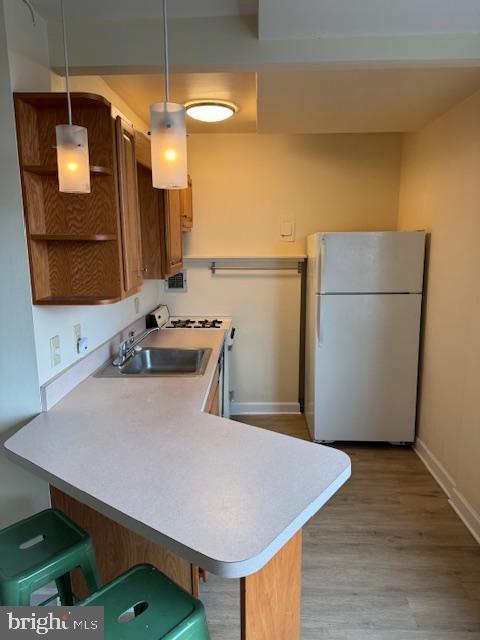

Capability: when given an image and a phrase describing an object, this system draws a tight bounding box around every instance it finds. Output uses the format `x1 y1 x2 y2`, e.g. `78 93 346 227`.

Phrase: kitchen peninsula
5 328 351 639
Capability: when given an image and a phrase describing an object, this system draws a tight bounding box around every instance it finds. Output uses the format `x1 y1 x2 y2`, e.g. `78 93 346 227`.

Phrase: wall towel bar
210 261 303 274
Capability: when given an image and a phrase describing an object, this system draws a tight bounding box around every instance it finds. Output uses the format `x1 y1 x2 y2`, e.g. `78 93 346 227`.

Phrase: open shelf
34 295 122 306
24 165 113 176
31 233 117 242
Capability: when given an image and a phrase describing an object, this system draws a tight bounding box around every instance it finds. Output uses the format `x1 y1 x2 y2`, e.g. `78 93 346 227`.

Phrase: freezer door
314 293 421 442
315 231 425 294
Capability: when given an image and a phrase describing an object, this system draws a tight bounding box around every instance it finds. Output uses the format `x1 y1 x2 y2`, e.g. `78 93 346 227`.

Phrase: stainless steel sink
95 347 212 378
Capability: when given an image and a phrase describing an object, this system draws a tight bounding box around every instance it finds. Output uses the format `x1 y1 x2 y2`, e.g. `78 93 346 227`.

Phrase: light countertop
5 329 350 578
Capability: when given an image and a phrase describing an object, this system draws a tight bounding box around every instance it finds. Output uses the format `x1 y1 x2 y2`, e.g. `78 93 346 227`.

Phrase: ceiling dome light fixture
56 0 90 193
185 100 238 123
150 0 187 189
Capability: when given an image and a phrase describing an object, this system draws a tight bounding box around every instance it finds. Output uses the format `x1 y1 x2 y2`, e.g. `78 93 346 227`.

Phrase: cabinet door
137 163 164 279
180 176 193 231
116 117 142 296
164 189 183 276
206 363 221 416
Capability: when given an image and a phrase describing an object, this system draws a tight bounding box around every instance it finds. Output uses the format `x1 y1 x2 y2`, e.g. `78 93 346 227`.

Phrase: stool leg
79 543 102 594
0 582 23 606
55 572 74 606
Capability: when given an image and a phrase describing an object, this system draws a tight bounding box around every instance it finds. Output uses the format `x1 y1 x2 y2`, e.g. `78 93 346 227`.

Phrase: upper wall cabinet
180 176 193 232
135 131 190 279
14 92 142 305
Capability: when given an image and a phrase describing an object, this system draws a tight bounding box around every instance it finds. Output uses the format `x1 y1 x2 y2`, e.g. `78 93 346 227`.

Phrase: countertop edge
4 446 351 578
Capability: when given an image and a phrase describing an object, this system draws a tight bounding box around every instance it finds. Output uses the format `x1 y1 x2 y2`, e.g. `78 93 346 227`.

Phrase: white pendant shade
56 124 90 194
150 102 188 189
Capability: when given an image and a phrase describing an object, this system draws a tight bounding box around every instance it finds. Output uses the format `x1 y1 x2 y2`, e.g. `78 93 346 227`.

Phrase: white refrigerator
305 231 425 443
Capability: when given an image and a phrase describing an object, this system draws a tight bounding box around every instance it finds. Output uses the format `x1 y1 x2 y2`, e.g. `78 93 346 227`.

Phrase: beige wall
160 133 402 409
183 133 402 256
398 89 480 516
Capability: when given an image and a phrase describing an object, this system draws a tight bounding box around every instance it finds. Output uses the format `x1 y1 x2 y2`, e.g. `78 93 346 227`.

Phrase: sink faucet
113 328 159 367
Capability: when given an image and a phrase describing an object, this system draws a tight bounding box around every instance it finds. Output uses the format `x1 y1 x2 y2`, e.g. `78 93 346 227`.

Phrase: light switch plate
279 216 295 242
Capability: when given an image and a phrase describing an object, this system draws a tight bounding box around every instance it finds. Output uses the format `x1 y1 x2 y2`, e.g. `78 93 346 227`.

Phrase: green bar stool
79 564 210 640
0 508 101 606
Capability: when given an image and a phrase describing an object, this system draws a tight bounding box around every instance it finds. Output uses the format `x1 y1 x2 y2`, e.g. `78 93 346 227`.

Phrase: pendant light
150 0 187 189
56 0 90 193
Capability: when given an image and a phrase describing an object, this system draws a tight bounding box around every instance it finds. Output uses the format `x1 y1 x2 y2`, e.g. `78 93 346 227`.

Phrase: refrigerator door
312 231 425 294
313 293 421 442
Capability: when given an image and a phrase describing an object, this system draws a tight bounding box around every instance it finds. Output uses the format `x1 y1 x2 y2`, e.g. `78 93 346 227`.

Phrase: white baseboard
450 488 480 545
414 438 480 544
414 438 455 498
231 402 300 415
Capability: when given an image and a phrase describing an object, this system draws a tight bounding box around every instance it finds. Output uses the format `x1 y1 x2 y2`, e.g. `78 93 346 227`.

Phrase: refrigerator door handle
316 295 324 345
318 237 326 294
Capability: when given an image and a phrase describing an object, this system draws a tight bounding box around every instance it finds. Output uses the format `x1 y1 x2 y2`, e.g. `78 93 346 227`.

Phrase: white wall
161 261 302 411
33 284 161 385
161 133 402 409
0 0 49 527
398 89 480 519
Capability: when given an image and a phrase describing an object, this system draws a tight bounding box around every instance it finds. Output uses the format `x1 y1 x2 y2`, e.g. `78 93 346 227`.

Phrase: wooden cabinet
206 363 221 416
164 189 184 275
137 163 165 279
136 132 185 279
115 117 142 296
180 176 193 232
14 92 142 305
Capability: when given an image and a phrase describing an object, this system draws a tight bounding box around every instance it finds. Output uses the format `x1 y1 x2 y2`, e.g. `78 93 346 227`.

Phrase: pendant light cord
163 0 170 103
60 0 72 126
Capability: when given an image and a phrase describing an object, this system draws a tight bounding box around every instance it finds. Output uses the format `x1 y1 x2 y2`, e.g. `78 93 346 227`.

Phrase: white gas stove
166 317 230 330
147 305 232 332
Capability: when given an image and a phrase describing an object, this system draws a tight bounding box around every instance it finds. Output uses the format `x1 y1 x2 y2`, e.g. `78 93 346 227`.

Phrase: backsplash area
33 281 161 385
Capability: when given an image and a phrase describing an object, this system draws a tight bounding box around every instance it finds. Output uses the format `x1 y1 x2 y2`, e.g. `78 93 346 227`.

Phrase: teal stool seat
79 564 210 640
0 508 101 606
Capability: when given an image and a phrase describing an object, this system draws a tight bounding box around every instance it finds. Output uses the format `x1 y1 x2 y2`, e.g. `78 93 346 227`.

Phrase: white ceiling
31 0 258 22
31 0 480 134
33 0 480 38
259 0 480 39
103 73 257 133
257 67 480 133
101 67 480 134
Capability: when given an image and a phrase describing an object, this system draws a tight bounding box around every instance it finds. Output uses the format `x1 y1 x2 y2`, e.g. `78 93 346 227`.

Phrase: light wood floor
201 415 480 639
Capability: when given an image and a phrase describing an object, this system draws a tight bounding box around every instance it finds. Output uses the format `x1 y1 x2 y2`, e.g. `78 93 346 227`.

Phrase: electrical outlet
74 324 81 352
134 297 140 314
50 335 61 367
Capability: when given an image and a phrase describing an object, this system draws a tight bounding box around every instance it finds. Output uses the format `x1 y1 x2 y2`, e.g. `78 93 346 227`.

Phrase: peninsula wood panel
241 530 302 640
50 487 199 599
